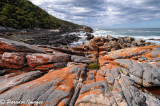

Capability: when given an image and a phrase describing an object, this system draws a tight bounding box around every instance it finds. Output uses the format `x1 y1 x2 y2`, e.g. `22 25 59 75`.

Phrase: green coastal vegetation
89 62 99 70
0 0 82 29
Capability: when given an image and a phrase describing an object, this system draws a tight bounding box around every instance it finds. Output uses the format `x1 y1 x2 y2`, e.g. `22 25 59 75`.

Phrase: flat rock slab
0 37 45 53
27 53 71 67
0 64 87 105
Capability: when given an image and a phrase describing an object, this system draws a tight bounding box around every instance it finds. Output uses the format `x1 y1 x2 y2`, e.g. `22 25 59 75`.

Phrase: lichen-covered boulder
0 52 26 69
26 53 71 67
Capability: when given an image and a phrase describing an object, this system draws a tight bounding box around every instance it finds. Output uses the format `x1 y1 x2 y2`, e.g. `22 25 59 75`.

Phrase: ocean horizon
93 28 160 45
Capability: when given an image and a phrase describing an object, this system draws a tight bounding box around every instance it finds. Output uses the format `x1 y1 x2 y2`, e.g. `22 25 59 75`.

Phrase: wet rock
64 34 80 43
148 38 160 42
85 33 94 40
49 34 80 45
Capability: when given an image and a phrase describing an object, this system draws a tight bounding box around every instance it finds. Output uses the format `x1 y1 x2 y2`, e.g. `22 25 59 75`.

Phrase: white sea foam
93 29 160 45
69 29 160 47
69 31 87 47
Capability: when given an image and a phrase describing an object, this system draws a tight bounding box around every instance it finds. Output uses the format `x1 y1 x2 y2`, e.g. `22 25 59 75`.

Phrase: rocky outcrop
1 29 82 48
83 35 153 52
83 26 94 33
148 38 160 42
54 34 80 45
59 25 74 34
85 33 94 40
0 37 160 106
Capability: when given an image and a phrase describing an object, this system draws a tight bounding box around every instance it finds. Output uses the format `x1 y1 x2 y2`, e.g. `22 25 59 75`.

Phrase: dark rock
71 55 93 64
0 70 6 76
59 25 73 34
83 26 93 33
124 36 135 43
85 33 94 40
148 38 160 41
135 39 146 46
131 41 138 47
49 34 80 46
145 42 151 46
64 34 80 43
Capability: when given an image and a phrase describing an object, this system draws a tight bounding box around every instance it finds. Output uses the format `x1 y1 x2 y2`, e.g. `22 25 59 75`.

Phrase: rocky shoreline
0 26 95 48
0 32 160 105
148 38 160 42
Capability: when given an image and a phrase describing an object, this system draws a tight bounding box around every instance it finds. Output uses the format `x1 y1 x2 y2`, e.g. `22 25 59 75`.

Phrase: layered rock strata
0 37 159 106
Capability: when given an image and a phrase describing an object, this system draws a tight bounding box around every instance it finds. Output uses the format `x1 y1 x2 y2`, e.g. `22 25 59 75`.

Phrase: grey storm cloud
30 0 160 27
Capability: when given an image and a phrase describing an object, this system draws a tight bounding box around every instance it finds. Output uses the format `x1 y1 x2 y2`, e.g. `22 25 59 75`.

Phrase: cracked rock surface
0 37 160 106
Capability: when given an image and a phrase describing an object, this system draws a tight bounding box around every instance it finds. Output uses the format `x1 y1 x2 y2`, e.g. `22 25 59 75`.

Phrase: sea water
93 28 160 45
70 28 160 47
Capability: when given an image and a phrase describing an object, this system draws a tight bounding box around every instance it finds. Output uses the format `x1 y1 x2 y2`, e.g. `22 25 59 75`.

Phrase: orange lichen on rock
55 73 77 92
96 72 106 82
99 55 114 66
118 53 130 57
26 53 57 67
33 64 54 71
105 64 118 70
25 65 85 91
83 70 96 84
143 53 160 59
58 101 66 106
134 45 158 52
84 80 95 85
0 52 26 69
0 41 15 51
76 90 99 101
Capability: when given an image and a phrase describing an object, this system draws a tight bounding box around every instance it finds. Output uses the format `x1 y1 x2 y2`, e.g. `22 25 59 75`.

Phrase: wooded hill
0 0 82 29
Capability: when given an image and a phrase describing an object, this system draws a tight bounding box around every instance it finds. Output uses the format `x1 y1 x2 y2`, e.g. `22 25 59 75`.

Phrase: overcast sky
29 0 160 28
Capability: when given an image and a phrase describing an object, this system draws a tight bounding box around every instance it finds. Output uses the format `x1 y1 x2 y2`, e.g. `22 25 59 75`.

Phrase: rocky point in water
0 34 160 105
